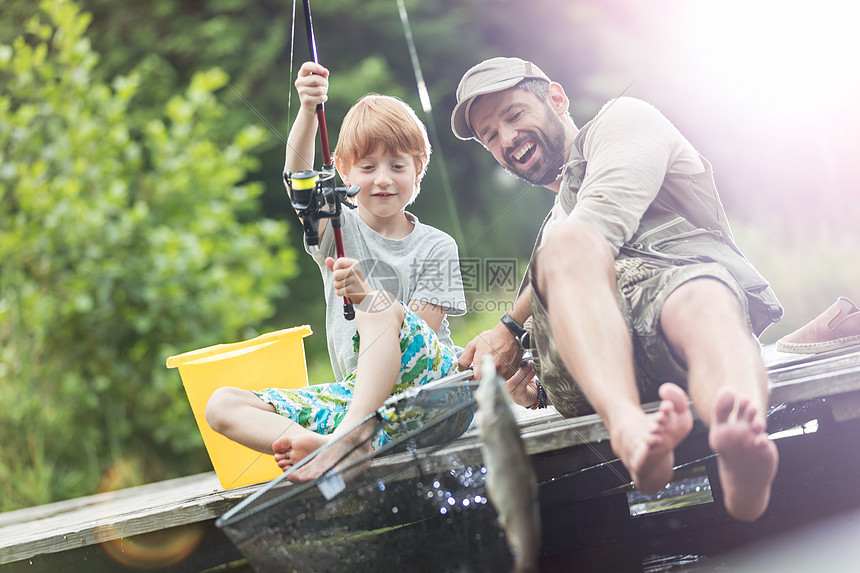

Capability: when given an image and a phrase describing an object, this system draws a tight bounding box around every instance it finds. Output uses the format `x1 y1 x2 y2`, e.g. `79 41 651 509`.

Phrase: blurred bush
0 0 297 510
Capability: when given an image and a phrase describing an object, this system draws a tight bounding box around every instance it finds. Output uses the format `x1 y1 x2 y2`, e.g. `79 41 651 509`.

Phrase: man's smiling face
468 87 567 187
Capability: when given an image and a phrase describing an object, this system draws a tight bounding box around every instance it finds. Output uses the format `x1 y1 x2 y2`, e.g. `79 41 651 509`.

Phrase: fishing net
216 371 517 572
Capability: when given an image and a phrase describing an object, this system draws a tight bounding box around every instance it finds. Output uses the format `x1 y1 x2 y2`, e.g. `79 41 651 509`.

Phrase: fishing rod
301 0 331 167
284 0 358 320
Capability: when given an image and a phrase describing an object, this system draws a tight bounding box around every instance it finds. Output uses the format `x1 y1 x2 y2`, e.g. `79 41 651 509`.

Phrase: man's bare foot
272 427 373 483
709 386 778 522
613 383 694 494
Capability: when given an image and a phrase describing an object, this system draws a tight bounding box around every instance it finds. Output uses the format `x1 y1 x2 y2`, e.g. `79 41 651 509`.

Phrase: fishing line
221 0 299 150
454 332 627 487
545 410 632 486
395 0 467 255
234 0 312 178
225 415 305 489
226 82 287 144
286 0 296 135
222 1 299 146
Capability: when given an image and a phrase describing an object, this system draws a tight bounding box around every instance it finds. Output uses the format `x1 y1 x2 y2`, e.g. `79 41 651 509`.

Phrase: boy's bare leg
536 221 693 494
273 294 403 480
205 386 311 452
660 278 778 521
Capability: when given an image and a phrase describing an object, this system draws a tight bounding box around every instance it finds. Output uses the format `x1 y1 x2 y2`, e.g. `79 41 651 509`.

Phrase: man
451 57 784 522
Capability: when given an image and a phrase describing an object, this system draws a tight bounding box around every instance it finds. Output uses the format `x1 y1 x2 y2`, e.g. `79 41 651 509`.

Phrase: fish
476 356 542 573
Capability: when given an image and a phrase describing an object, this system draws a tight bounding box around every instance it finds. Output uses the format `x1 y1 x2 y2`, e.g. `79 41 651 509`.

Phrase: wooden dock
2 344 859 572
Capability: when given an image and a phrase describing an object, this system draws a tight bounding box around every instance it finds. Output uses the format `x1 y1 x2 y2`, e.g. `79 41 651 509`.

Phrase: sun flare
686 0 860 113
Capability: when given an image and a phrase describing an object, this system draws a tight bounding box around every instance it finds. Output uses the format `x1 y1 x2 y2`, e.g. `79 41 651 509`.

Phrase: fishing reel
283 168 360 247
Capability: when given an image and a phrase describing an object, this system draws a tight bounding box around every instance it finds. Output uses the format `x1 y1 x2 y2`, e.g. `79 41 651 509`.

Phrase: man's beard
505 112 566 186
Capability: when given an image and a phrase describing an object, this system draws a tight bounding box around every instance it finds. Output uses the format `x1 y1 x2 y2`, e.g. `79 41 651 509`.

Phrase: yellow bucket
166 325 313 489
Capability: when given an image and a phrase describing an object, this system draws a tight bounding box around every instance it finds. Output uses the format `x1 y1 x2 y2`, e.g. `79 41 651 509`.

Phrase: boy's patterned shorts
254 304 472 449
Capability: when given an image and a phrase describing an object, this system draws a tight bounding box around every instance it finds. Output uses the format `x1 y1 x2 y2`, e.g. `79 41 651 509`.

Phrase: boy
206 62 469 481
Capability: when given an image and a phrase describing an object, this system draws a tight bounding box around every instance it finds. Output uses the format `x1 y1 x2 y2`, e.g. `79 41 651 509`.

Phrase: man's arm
459 284 533 379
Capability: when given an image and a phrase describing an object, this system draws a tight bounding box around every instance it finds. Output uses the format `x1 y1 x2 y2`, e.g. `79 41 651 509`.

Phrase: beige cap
451 57 550 141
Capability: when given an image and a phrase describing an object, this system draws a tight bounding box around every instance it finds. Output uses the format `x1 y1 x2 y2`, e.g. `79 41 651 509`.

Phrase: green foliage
0 0 297 510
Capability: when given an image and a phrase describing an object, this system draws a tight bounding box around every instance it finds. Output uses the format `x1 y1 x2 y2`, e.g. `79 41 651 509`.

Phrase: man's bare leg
660 278 778 521
710 386 777 520
536 221 693 494
623 382 694 494
272 294 403 480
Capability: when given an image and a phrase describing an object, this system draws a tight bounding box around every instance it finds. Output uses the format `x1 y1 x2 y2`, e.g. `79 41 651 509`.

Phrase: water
628 474 714 517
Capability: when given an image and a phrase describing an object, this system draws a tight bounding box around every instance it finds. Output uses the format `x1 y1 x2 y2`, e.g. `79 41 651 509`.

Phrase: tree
0 0 297 509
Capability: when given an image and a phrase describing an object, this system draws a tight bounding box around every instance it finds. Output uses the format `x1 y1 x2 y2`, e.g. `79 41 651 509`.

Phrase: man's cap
451 57 550 141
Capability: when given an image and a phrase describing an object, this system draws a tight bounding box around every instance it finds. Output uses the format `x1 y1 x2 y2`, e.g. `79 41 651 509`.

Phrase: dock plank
2 344 859 570
0 473 254 566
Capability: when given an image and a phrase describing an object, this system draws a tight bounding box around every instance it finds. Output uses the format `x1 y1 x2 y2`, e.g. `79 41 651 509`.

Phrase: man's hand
326 257 372 304
459 321 524 380
505 360 539 408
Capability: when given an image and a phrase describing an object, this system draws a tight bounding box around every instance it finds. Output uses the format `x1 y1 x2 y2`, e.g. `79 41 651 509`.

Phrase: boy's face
340 147 418 222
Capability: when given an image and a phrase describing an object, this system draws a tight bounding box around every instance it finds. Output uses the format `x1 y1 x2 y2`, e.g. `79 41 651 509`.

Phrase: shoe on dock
776 297 860 354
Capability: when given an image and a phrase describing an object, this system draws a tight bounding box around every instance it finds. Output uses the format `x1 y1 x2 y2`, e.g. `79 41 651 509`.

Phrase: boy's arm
406 238 465 334
285 61 331 237
405 300 446 333
327 258 446 330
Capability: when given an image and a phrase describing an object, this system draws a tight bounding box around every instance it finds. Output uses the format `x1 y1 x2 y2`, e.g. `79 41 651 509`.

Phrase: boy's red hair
334 94 431 203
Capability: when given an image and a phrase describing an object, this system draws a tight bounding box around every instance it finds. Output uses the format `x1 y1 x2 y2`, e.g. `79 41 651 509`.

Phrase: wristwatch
500 313 529 347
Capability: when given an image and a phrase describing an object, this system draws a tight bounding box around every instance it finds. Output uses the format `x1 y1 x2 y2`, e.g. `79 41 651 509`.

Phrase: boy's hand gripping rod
285 0 356 320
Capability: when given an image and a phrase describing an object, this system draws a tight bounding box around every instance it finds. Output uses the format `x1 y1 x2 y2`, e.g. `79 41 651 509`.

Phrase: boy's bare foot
272 427 373 483
709 386 778 522
272 432 328 469
272 433 329 482
614 383 694 494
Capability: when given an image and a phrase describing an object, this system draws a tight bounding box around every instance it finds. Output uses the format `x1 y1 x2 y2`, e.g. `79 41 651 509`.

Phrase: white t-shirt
308 207 466 382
